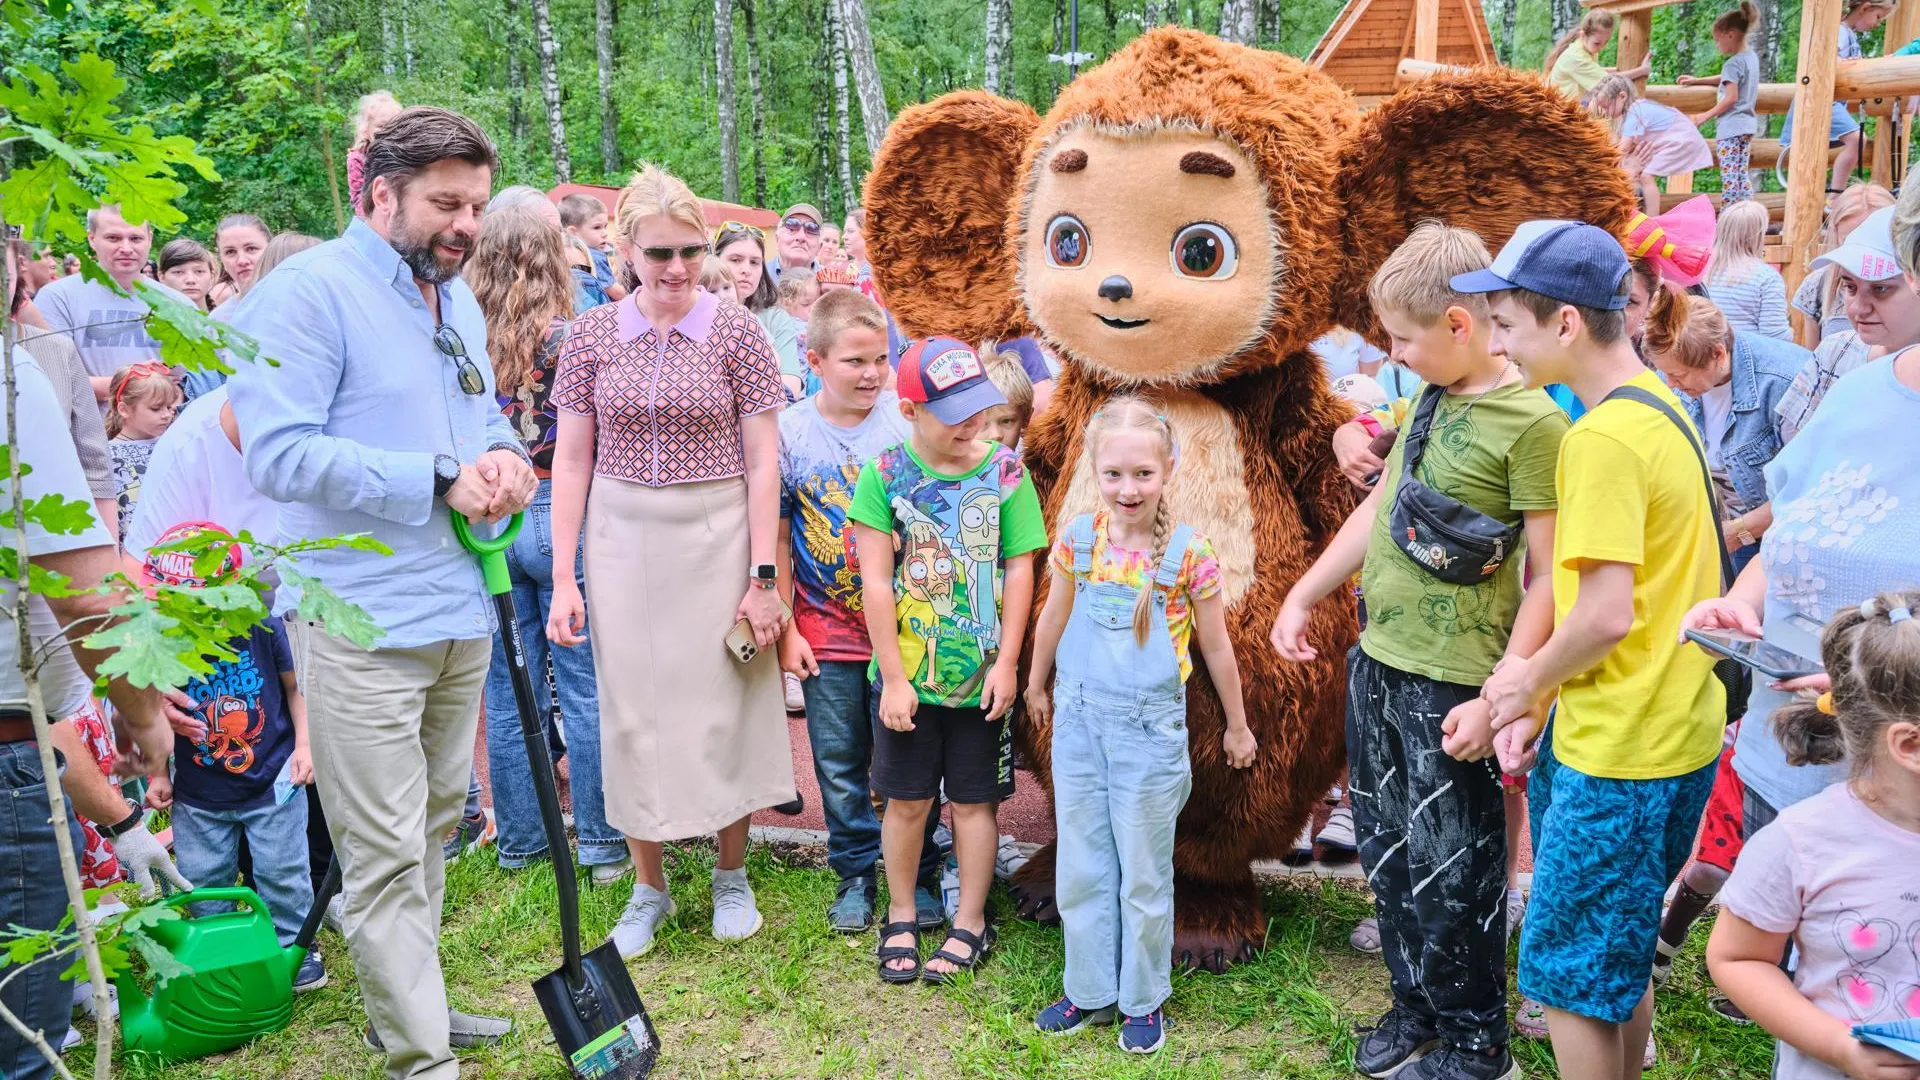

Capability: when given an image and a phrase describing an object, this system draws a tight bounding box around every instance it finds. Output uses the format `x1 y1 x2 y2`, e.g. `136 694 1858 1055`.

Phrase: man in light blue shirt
228 105 534 1080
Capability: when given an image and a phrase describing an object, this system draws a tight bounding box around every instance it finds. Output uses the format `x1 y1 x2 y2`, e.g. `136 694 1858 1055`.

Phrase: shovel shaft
493 590 586 981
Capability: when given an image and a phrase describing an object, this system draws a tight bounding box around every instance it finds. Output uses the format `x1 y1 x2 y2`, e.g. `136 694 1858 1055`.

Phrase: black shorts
869 689 1014 804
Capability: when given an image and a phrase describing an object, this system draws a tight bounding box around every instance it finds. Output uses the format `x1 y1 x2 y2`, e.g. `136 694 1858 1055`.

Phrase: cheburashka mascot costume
863 27 1635 970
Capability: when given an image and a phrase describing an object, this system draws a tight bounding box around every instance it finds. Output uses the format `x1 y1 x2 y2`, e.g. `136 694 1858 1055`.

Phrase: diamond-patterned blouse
552 290 785 486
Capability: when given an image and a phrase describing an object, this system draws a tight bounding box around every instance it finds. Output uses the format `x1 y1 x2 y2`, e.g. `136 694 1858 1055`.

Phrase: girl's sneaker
1034 996 1115 1036
1118 1007 1167 1054
1316 805 1357 851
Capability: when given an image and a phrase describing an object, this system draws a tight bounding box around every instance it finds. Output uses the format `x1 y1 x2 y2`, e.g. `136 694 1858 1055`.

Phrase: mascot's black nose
1097 275 1133 302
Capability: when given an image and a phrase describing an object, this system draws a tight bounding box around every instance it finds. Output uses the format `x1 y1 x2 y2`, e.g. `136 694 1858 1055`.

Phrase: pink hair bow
1624 195 1715 287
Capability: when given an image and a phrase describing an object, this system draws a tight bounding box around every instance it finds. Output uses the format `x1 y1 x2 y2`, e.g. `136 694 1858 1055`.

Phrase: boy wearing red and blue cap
847 337 1047 986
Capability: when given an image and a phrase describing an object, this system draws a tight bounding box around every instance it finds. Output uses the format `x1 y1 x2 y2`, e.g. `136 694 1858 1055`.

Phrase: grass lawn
103 842 1775 1079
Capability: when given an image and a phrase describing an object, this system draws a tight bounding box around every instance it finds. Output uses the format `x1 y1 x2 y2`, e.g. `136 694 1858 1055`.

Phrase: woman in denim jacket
1641 287 1805 573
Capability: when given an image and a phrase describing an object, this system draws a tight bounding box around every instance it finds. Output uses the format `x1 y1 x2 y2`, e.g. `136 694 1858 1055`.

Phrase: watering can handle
160 887 265 911
451 513 525 598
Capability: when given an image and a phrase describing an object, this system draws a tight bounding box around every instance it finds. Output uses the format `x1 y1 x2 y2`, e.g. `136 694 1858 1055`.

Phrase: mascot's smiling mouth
1096 314 1151 330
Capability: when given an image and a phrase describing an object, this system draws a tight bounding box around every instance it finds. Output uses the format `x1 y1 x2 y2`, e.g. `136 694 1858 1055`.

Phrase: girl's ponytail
1770 589 1920 773
1714 1 1757 35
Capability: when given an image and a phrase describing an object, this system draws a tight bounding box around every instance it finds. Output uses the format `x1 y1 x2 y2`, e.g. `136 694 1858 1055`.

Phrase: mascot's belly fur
1052 390 1257 603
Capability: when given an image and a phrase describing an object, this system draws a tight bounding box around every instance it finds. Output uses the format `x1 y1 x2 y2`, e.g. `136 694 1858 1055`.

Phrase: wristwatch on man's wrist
751 563 777 589
433 454 461 498
100 799 145 839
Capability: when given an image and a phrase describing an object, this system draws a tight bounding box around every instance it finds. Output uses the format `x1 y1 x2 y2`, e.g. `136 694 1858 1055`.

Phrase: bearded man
226 105 535 1080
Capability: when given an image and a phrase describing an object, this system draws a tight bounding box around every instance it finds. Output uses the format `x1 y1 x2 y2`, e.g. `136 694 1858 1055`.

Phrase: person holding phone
546 164 796 962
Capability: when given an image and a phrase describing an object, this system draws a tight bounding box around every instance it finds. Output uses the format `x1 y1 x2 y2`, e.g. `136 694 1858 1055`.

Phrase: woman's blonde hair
1771 589 1920 776
1643 286 1734 370
1546 9 1617 74
1709 199 1771 286
1083 395 1179 647
105 364 182 438
251 233 321 287
467 205 574 396
612 163 708 258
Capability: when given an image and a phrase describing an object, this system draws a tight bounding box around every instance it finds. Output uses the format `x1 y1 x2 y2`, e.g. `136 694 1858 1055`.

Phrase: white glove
111 822 193 899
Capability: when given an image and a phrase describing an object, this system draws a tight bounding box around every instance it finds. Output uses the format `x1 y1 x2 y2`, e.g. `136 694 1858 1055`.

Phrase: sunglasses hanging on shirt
433 323 487 396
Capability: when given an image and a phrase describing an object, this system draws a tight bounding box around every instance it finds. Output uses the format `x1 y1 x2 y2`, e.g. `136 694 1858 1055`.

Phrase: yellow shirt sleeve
1549 42 1607 98
1555 427 1648 569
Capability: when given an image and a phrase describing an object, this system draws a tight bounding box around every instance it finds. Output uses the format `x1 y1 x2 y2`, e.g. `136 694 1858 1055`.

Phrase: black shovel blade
534 940 660 1079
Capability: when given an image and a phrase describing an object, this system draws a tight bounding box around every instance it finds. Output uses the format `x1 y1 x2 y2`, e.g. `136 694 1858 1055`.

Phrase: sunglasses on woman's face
781 217 821 236
640 244 709 265
433 323 488 396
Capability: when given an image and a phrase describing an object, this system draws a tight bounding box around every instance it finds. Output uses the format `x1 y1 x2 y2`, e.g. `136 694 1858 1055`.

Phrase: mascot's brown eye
1046 215 1089 269
1171 222 1238 280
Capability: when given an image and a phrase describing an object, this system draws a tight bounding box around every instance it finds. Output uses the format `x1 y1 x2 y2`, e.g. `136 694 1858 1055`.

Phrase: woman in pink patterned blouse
546 164 796 958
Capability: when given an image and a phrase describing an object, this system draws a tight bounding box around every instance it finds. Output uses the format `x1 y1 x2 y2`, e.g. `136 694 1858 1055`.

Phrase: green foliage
1 882 192 995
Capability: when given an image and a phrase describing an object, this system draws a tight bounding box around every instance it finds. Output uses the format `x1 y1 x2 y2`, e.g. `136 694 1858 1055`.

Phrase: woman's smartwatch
751 563 777 589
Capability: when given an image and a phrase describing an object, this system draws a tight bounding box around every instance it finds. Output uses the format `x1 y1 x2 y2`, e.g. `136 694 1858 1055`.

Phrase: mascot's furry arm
864 29 1636 971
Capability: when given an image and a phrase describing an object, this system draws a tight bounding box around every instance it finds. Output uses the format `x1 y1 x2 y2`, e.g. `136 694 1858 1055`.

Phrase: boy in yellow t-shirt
1454 221 1722 1080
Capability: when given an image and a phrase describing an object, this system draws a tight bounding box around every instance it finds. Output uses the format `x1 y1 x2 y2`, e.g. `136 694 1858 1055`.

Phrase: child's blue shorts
1777 100 1861 147
1518 728 1716 1023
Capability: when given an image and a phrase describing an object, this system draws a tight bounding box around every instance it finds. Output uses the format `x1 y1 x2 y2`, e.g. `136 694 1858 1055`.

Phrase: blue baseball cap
1449 220 1631 311
896 337 1007 425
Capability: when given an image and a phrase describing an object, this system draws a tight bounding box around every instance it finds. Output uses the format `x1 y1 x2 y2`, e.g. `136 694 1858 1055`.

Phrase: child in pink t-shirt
1708 590 1920 1080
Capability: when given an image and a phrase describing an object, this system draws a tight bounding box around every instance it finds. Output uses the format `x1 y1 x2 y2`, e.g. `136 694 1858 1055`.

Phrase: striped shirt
1708 264 1793 342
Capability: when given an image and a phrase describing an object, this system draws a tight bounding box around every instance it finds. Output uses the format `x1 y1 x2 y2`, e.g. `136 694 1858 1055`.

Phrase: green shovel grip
452 512 524 597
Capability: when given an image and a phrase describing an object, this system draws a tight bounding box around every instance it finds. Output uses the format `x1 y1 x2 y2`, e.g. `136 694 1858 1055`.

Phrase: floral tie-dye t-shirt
1047 510 1223 682
847 440 1047 707
778 393 913 662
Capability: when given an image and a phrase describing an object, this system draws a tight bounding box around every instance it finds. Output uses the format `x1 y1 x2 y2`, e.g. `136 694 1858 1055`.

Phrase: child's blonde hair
1545 9 1616 73
106 363 181 438
979 342 1035 427
351 90 401 149
777 270 820 307
699 255 734 294
1084 395 1178 646
1709 199 1771 286
1367 220 1493 327
1587 73 1641 134
806 288 887 356
1771 589 1920 775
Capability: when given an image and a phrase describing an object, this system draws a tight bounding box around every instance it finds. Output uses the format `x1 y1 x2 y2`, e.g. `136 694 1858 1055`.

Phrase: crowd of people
2 79 1917 1080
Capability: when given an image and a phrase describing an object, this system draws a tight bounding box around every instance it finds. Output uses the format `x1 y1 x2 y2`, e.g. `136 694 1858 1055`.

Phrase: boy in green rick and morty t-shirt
849 336 1045 985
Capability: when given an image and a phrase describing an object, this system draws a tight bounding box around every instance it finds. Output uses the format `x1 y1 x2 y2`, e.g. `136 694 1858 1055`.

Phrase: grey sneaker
589 856 634 887
711 867 764 942
610 883 676 959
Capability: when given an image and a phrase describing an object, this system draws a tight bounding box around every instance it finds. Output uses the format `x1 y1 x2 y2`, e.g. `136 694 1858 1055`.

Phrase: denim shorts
1518 729 1716 1023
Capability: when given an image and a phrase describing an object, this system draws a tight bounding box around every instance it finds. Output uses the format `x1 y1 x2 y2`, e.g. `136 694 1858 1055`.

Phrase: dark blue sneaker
1034 996 1116 1036
293 951 327 994
1118 1007 1167 1054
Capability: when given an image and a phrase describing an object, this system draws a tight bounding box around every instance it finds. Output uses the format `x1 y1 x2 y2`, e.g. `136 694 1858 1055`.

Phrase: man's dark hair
1498 273 1631 346
359 106 500 214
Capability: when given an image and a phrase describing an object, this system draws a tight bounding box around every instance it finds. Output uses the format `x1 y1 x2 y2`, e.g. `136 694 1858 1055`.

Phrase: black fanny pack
1388 385 1523 587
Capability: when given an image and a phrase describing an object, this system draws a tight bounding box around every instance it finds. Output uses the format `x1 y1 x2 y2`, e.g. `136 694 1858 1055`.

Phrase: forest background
0 0 1878 243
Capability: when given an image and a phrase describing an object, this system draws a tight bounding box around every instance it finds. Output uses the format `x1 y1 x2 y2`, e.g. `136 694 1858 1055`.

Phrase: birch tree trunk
715 0 740 202
1256 0 1279 46
533 0 572 182
743 0 768 207
596 0 620 175
831 0 855 205
835 0 890 155
984 0 1010 94
1550 0 1581 44
507 0 527 145
1498 0 1517 64
381 9 396 76
1142 0 1159 29
400 0 416 77
1218 0 1254 43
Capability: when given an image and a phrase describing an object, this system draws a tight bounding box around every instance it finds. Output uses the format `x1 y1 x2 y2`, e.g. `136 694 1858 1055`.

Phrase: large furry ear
1332 69 1638 341
863 91 1041 342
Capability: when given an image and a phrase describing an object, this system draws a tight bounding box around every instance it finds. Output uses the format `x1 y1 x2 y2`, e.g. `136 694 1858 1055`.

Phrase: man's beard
391 206 471 285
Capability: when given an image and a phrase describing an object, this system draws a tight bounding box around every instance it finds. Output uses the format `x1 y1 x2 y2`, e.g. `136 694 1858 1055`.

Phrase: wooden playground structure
1322 0 1920 342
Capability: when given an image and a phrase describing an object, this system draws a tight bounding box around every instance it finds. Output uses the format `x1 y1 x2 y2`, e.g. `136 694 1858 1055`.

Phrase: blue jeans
804 662 942 883
483 480 623 867
172 793 314 945
0 741 85 1080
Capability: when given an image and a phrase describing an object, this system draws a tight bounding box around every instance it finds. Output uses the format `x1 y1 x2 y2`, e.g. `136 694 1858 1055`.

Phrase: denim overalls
1051 512 1196 1017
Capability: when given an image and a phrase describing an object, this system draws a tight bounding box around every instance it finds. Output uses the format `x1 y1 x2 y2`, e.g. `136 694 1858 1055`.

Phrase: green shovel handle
451 513 524 597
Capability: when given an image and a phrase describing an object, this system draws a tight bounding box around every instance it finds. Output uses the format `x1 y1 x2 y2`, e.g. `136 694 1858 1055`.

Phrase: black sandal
876 921 922 984
921 924 996 985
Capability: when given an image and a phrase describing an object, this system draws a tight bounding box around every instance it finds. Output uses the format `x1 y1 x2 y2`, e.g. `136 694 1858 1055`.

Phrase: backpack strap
1153 524 1196 591
1600 384 1737 591
1069 513 1097 576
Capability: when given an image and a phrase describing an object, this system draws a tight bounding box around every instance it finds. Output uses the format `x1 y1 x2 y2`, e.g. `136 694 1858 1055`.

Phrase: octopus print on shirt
847 440 1047 708
171 617 297 811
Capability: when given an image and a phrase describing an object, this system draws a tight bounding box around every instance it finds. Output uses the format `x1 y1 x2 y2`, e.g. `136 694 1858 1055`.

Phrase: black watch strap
101 801 144 839
433 454 460 498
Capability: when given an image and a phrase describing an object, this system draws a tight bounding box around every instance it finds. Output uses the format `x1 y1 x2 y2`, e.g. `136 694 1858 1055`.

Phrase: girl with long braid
1025 395 1256 1054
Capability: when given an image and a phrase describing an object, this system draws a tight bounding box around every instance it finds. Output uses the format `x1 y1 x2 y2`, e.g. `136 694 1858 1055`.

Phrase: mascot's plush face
1022 127 1278 382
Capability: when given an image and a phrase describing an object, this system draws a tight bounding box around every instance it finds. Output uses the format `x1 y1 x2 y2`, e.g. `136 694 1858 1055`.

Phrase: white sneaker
783 672 805 713
1291 821 1314 857
73 980 117 1021
1316 806 1356 851
1506 888 1527 945
61 1027 82 1052
994 834 1028 880
590 856 634 887
323 893 346 935
711 867 763 942
610 883 676 959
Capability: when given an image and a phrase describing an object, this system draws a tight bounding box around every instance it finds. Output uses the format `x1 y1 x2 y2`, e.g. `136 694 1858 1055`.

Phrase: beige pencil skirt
584 474 795 842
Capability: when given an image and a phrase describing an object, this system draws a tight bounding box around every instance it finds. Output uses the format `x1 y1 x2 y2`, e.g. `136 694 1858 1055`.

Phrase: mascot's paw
1006 844 1059 924
1172 878 1267 973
